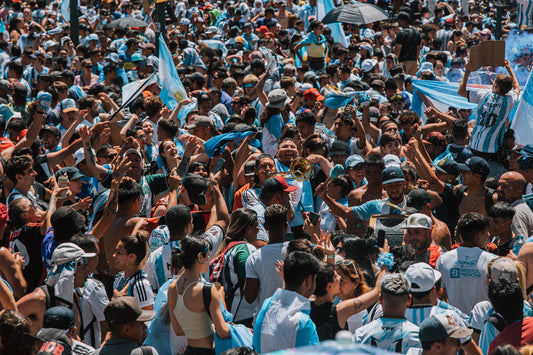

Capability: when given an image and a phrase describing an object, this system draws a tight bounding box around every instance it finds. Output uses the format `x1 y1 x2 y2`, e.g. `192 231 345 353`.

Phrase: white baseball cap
401 213 433 229
405 262 442 292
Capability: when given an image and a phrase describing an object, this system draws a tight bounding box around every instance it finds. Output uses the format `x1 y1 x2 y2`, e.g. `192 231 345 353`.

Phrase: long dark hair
121 231 149 266
227 208 258 242
260 105 282 127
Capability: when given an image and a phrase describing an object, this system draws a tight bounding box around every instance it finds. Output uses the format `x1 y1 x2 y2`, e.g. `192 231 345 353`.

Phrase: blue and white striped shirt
469 89 518 153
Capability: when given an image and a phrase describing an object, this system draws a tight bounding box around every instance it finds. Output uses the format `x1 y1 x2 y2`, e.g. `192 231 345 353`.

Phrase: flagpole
108 72 157 121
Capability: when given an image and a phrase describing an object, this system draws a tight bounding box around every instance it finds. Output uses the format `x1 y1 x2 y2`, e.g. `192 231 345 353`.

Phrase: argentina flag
511 69 533 145
158 34 188 110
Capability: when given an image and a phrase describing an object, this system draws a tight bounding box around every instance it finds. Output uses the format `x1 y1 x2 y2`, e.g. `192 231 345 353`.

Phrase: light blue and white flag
60 0 80 22
317 0 349 48
411 79 479 123
158 34 188 110
324 90 357 109
511 69 533 145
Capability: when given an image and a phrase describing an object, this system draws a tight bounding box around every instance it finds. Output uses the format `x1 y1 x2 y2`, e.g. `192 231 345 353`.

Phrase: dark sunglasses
243 83 255 88
84 65 93 68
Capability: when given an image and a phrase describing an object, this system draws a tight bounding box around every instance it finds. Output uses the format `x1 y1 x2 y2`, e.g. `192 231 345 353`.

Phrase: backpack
209 241 246 283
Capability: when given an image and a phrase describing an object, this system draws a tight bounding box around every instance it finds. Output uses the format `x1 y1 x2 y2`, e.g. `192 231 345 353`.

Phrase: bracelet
326 254 335 259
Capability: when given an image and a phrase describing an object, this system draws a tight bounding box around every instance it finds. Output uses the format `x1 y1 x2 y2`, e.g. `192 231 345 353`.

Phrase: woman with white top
168 236 230 355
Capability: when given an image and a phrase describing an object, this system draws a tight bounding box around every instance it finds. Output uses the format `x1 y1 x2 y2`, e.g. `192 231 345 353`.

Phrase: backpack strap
486 313 507 332
485 188 495 213
39 284 56 309
455 185 468 204
203 283 213 319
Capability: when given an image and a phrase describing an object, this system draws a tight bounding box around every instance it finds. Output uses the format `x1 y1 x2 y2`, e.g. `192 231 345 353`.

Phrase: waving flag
324 90 357 109
158 34 188 110
511 70 533 145
317 0 349 48
60 0 80 22
121 73 158 107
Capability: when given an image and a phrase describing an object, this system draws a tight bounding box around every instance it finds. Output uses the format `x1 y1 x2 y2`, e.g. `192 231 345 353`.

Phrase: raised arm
90 157 129 239
209 175 229 231
316 182 355 219
361 104 380 144
119 114 139 141
98 93 125 123
347 105 371 153
46 138 83 167
504 59 521 95
40 179 68 236
78 125 109 179
458 60 472 98
0 248 26 299
256 72 269 107
60 110 86 149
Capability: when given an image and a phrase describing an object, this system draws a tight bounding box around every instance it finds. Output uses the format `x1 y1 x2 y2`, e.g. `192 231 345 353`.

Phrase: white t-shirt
79 278 109 348
436 247 497 314
347 310 368 333
245 242 288 318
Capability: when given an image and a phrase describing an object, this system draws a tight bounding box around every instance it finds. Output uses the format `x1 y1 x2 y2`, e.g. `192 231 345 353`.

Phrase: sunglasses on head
335 259 359 279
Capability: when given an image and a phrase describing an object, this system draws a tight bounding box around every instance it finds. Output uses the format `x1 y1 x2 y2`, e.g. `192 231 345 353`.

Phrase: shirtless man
348 153 387 236
456 157 497 217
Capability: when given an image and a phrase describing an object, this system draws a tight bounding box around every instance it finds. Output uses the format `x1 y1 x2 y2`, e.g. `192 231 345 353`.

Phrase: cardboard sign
469 40 506 71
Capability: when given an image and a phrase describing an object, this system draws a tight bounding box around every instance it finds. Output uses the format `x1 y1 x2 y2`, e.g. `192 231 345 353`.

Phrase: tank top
174 281 215 339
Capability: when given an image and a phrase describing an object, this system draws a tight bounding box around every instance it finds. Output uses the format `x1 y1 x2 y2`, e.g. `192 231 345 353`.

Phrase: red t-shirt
488 317 533 353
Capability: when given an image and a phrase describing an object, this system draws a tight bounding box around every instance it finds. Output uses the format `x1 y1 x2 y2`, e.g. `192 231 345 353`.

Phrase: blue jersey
354 317 421 354
468 89 518 153
405 305 467 328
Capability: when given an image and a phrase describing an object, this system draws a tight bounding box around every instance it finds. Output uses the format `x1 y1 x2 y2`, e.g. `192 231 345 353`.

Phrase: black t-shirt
395 27 422 62
434 183 459 238
310 301 344 341
11 223 46 292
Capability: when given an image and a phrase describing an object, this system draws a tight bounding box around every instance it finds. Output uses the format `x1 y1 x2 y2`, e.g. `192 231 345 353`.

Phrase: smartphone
211 158 226 175
377 230 386 248
308 212 320 225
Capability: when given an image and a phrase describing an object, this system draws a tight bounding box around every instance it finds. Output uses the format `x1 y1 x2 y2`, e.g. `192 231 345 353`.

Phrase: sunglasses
335 259 359 280
243 83 255 88
84 65 93 68
400 115 418 124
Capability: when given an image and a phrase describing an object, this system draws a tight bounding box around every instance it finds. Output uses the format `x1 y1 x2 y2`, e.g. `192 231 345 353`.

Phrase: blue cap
88 33 99 41
131 53 143 62
520 157 533 171
382 166 405 184
60 98 78 112
345 154 364 169
457 156 490 176
36 91 52 111
106 53 120 64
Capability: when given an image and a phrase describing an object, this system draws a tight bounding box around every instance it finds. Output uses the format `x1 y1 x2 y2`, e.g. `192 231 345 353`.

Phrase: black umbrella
107 17 150 28
322 3 388 25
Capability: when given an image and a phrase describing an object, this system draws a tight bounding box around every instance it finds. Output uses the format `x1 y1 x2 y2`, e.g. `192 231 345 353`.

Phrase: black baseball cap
403 188 432 214
43 306 75 330
104 296 155 324
183 173 208 205
328 141 350 157
434 158 460 177
40 125 61 138
457 156 490 176
34 329 72 355
54 166 84 181
260 176 296 200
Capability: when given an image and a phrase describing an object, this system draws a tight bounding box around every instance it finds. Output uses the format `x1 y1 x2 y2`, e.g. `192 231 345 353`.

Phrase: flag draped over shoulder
158 34 188 110
411 79 479 123
511 70 533 145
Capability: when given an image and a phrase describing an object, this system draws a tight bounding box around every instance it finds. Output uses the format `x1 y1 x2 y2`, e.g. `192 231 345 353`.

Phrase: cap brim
449 327 473 339
434 165 449 175
383 178 405 184
63 108 78 113
457 163 470 172
136 310 156 322
70 173 85 180
284 185 297 192
401 206 422 215
317 95 325 101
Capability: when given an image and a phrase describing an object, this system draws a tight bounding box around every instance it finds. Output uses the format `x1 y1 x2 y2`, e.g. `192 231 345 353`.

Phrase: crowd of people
0 0 533 354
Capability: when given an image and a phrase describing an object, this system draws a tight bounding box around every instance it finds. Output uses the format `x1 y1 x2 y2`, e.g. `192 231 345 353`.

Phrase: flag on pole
158 34 188 110
511 70 533 145
121 73 158 108
317 0 349 48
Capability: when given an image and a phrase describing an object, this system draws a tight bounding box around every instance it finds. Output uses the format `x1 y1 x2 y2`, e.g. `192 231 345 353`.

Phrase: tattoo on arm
353 299 362 310
85 142 96 165
104 188 118 216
